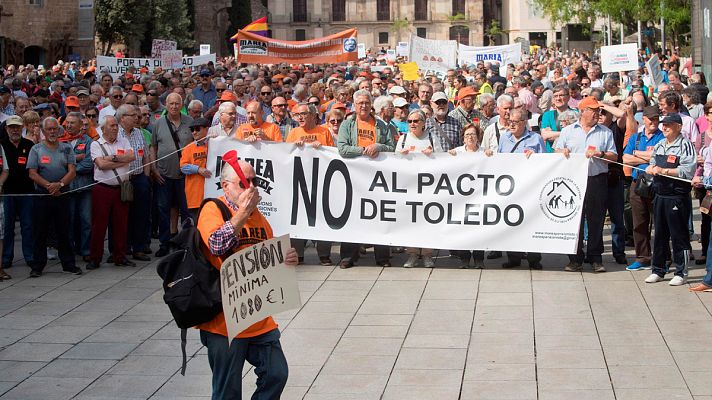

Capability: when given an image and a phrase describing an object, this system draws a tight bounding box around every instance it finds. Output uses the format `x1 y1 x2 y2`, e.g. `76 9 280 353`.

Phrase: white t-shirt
395 131 444 153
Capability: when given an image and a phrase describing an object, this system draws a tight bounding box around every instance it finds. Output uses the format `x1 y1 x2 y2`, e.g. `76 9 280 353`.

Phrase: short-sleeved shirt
356 118 377 147
555 122 617 176
26 142 76 192
119 126 147 176
1 136 36 194
90 136 132 186
395 131 444 153
540 108 578 152
180 141 209 209
424 116 463 151
623 128 665 179
235 121 283 142
286 125 335 147
498 130 546 154
152 115 194 179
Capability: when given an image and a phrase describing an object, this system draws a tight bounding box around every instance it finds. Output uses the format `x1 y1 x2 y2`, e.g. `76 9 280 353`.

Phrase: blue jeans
68 190 92 256
128 174 151 253
156 176 189 248
199 329 287 400
607 179 626 257
3 196 34 266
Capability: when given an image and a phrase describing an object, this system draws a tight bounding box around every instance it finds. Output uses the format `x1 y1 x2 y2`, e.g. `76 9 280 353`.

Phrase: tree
95 0 151 55
151 0 195 50
485 20 505 45
390 17 410 43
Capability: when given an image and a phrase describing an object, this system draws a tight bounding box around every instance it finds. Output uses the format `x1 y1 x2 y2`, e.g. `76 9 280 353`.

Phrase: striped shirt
119 126 147 176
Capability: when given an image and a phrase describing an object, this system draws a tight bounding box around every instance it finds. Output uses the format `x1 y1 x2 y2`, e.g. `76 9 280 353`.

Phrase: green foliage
95 0 151 54
447 12 466 21
151 0 195 50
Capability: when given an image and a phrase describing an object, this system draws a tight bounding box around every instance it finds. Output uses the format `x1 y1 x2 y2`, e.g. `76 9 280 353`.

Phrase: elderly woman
22 110 42 143
691 102 712 291
396 110 442 268
323 108 344 144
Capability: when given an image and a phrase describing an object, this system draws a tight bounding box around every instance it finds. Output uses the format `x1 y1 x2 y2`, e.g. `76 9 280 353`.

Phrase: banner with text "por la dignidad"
97 54 217 79
204 139 589 253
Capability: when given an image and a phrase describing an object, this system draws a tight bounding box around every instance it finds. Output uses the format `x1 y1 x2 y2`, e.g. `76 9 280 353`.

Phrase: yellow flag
398 62 420 81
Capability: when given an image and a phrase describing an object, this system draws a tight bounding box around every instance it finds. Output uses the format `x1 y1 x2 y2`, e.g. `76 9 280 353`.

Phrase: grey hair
147 81 162 91
115 104 135 120
496 94 514 108
296 102 318 115
49 80 62 92
294 84 308 98
99 115 117 129
41 116 60 131
188 99 204 110
373 95 393 114
218 101 236 114
407 109 426 122
220 162 237 183
109 85 123 96
353 89 372 103
509 108 527 122
66 111 83 121
558 110 578 125
478 93 494 106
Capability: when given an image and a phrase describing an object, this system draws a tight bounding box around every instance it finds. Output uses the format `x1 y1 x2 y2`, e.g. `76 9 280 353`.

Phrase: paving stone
0 360 46 381
34 359 116 379
0 376 93 400
60 342 138 360
77 374 167 399
0 342 72 362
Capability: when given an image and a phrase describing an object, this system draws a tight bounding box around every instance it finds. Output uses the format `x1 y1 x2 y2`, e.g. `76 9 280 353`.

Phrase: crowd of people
0 48 711 293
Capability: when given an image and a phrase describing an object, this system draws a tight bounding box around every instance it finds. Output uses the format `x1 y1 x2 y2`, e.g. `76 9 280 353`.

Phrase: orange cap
578 96 602 111
218 91 238 103
131 84 144 93
65 96 79 108
457 86 478 99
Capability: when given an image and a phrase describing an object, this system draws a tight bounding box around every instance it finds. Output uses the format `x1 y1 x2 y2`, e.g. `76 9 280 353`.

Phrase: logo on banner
239 39 268 55
215 155 276 194
343 38 357 52
539 178 582 222
475 53 503 62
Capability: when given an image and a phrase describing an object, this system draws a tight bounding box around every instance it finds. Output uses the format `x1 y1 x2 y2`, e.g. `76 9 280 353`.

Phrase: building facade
267 0 485 50
0 0 94 66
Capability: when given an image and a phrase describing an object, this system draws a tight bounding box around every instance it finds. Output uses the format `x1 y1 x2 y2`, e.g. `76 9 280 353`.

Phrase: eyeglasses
293 112 310 118
434 100 448 106
355 102 371 107
190 127 205 132
261 92 272 96
283 91 293 95
112 95 123 99
216 88 226 92
147 92 157 96
329 119 343 124
508 119 526 124
407 119 423 124
86 113 98 118
309 101 320 106
464 132 478 137
272 103 288 108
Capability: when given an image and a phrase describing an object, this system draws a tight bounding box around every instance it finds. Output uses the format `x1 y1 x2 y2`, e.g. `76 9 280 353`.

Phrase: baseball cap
218 91 238 103
5 115 23 126
431 92 448 102
332 102 347 110
660 113 683 125
0 85 9 94
189 117 211 128
642 105 660 119
77 88 90 96
393 97 409 108
65 96 80 108
457 87 478 99
199 69 211 77
131 84 144 93
578 96 603 111
388 86 406 95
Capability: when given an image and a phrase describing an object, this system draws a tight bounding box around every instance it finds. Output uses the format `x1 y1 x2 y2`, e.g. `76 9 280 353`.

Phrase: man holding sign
196 153 298 400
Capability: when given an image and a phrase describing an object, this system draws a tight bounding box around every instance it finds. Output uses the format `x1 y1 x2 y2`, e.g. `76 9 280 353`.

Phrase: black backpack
156 198 233 375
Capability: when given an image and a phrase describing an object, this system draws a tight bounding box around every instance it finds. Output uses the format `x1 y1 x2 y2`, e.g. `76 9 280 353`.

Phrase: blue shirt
556 122 617 176
192 84 217 112
623 128 665 179
498 130 546 154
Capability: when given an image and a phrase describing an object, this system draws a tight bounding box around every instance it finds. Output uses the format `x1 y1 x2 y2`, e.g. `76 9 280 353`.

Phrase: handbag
701 191 712 215
98 142 134 202
634 173 654 198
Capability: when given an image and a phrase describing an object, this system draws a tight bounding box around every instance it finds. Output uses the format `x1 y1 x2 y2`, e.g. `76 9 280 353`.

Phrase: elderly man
98 86 124 125
425 92 462 151
192 69 217 113
151 93 193 257
477 93 497 130
644 113 696 285
117 104 151 261
86 116 136 270
265 96 298 140
482 94 514 152
540 85 576 152
235 101 282 142
337 89 395 268
658 91 700 144
556 97 618 273
410 83 434 111
61 112 94 261
373 95 397 139
258 85 274 117
208 102 240 138
187 100 204 120
197 156 297 400
27 117 79 277
1 116 35 270
449 87 480 127
180 117 211 222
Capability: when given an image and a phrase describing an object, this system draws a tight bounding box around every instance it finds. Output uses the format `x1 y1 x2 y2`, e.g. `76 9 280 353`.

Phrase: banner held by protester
236 29 359 64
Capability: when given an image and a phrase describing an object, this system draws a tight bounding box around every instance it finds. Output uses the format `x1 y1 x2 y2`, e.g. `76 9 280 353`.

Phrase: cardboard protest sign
600 43 639 73
458 43 522 76
646 55 665 88
396 42 409 57
220 234 301 341
161 50 184 70
200 44 211 56
151 39 177 58
408 35 457 73
398 62 420 81
357 43 366 59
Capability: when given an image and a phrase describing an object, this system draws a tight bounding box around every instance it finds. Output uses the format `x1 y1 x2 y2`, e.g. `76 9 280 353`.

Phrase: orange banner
236 29 358 64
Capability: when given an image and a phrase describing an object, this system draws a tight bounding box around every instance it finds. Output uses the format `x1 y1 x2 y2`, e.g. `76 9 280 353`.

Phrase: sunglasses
216 88 226 92
329 119 343 124
434 100 448 105
237 177 256 189
309 101 319 106
147 92 157 96
112 95 123 99
86 113 98 118
261 92 272 96
190 126 205 132
283 91 293 95
407 119 423 124
272 103 288 108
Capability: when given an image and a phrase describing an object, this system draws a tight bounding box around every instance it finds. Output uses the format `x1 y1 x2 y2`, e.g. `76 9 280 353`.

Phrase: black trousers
452 250 484 262
31 195 75 271
570 174 608 264
507 251 542 265
340 242 390 264
652 194 691 278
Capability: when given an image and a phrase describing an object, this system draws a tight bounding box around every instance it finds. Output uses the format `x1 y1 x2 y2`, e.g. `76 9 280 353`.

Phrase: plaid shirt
266 114 299 141
424 116 463 151
119 125 147 176
207 198 239 255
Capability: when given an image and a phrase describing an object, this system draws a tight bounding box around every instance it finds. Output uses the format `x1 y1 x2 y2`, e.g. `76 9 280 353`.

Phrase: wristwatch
112 155 118 162
59 182 65 188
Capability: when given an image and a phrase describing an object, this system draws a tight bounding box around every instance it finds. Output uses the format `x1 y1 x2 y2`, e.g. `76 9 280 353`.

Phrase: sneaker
669 276 686 286
86 261 101 270
29 269 42 278
422 257 435 268
403 254 419 268
473 259 485 269
459 258 471 269
564 262 583 272
46 247 58 260
592 263 606 273
626 261 651 271
645 273 664 283
62 266 83 275
319 257 333 266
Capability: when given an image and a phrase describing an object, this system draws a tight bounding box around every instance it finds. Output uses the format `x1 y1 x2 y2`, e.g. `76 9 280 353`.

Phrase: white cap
388 85 406 95
431 91 448 102
393 97 409 108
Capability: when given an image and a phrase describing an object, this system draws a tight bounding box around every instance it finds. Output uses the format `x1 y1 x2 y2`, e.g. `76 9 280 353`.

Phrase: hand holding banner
220 234 301 342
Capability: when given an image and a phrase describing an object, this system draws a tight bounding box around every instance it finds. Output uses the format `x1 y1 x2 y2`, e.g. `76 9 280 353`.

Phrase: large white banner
204 139 589 254
600 43 639 73
97 54 217 78
408 35 458 73
221 235 301 341
458 43 522 76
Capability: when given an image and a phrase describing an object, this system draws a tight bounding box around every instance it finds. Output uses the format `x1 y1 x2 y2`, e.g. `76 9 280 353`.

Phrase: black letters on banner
291 157 318 226
322 160 352 229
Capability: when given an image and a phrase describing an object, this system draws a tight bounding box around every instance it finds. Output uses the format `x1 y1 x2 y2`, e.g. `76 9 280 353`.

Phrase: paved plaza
1 232 712 400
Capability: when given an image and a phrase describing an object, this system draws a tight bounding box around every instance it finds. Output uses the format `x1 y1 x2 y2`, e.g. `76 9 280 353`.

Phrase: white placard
204 139 590 254
151 39 177 58
408 35 458 73
646 55 664 88
97 54 217 78
600 43 639 73
458 43 522 77
396 41 409 57
220 235 301 341
385 49 396 62
200 44 211 56
160 50 183 70
357 43 366 59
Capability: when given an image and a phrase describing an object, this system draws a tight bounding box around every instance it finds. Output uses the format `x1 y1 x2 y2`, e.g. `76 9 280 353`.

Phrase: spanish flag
231 17 269 40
